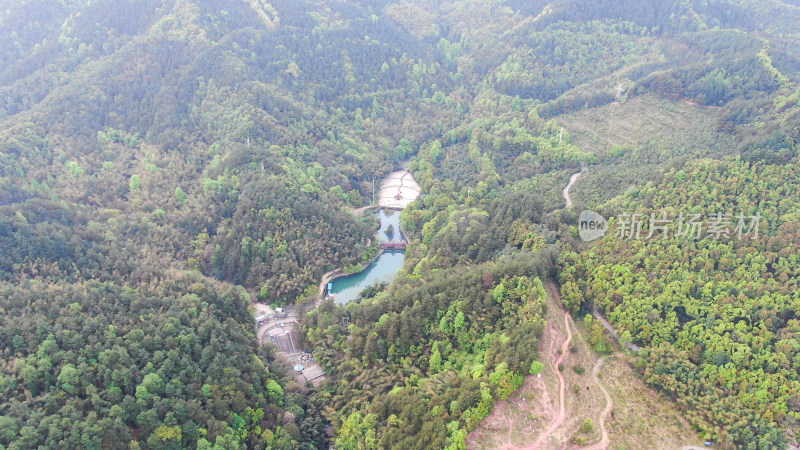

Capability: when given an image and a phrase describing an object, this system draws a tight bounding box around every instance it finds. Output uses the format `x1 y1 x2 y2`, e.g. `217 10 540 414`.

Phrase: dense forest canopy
561 157 800 447
0 0 798 448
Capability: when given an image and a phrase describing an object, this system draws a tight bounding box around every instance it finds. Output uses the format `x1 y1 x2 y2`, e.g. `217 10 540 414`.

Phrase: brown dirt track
466 279 703 449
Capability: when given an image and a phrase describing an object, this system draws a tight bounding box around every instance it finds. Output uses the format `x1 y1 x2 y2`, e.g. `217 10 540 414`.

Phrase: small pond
329 210 406 304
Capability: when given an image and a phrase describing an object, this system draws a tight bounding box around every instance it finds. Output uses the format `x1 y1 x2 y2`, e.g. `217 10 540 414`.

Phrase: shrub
529 360 545 375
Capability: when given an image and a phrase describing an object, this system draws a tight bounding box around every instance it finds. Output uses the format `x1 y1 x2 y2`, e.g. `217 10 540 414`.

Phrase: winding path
351 204 377 218
486 164 597 449
524 166 583 448
581 356 612 450
526 310 573 449
563 163 587 208
562 163 614 449
530 163 614 450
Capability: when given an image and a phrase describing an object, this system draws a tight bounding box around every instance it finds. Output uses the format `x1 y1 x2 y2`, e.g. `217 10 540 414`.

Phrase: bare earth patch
466 280 704 449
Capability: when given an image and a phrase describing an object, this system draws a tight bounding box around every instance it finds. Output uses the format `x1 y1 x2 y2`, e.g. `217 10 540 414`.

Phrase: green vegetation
305 263 552 448
581 418 595 434
0 0 799 448
529 360 545 375
0 272 327 448
561 157 800 447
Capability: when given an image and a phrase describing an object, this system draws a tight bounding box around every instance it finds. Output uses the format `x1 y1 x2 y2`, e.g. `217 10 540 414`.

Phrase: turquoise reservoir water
329 210 406 304
329 250 405 304
376 209 404 242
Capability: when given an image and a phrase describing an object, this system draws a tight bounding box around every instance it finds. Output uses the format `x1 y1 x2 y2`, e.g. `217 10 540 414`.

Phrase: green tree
142 373 164 394
529 360 545 375
429 345 442 374
130 174 141 193
57 364 79 395
175 186 186 203
453 311 465 331
336 412 378 450
349 189 363 207
66 161 85 177
149 425 182 448
0 416 20 443
266 379 284 403
258 283 270 301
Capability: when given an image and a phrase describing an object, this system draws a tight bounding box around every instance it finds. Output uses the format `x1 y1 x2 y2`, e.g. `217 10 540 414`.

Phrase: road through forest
480 164 614 449
523 306 573 449
522 165 586 447
562 163 587 208
524 164 614 449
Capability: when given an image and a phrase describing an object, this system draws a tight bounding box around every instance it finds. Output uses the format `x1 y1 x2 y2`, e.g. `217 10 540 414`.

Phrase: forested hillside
0 0 798 448
305 259 553 448
0 273 330 448
560 156 800 447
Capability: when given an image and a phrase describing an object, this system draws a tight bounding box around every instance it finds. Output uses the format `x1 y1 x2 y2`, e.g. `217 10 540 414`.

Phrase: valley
0 1 798 448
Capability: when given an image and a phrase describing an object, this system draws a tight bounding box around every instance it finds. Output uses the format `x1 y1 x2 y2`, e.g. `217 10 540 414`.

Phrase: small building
302 365 326 386
275 307 286 318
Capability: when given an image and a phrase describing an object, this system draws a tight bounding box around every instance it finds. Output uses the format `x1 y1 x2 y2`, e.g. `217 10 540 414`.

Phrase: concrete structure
379 170 420 209
266 327 299 354
380 242 407 250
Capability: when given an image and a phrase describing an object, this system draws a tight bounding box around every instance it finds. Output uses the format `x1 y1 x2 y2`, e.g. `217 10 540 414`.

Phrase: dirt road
580 356 612 450
562 163 587 208
469 278 617 450
524 311 573 449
